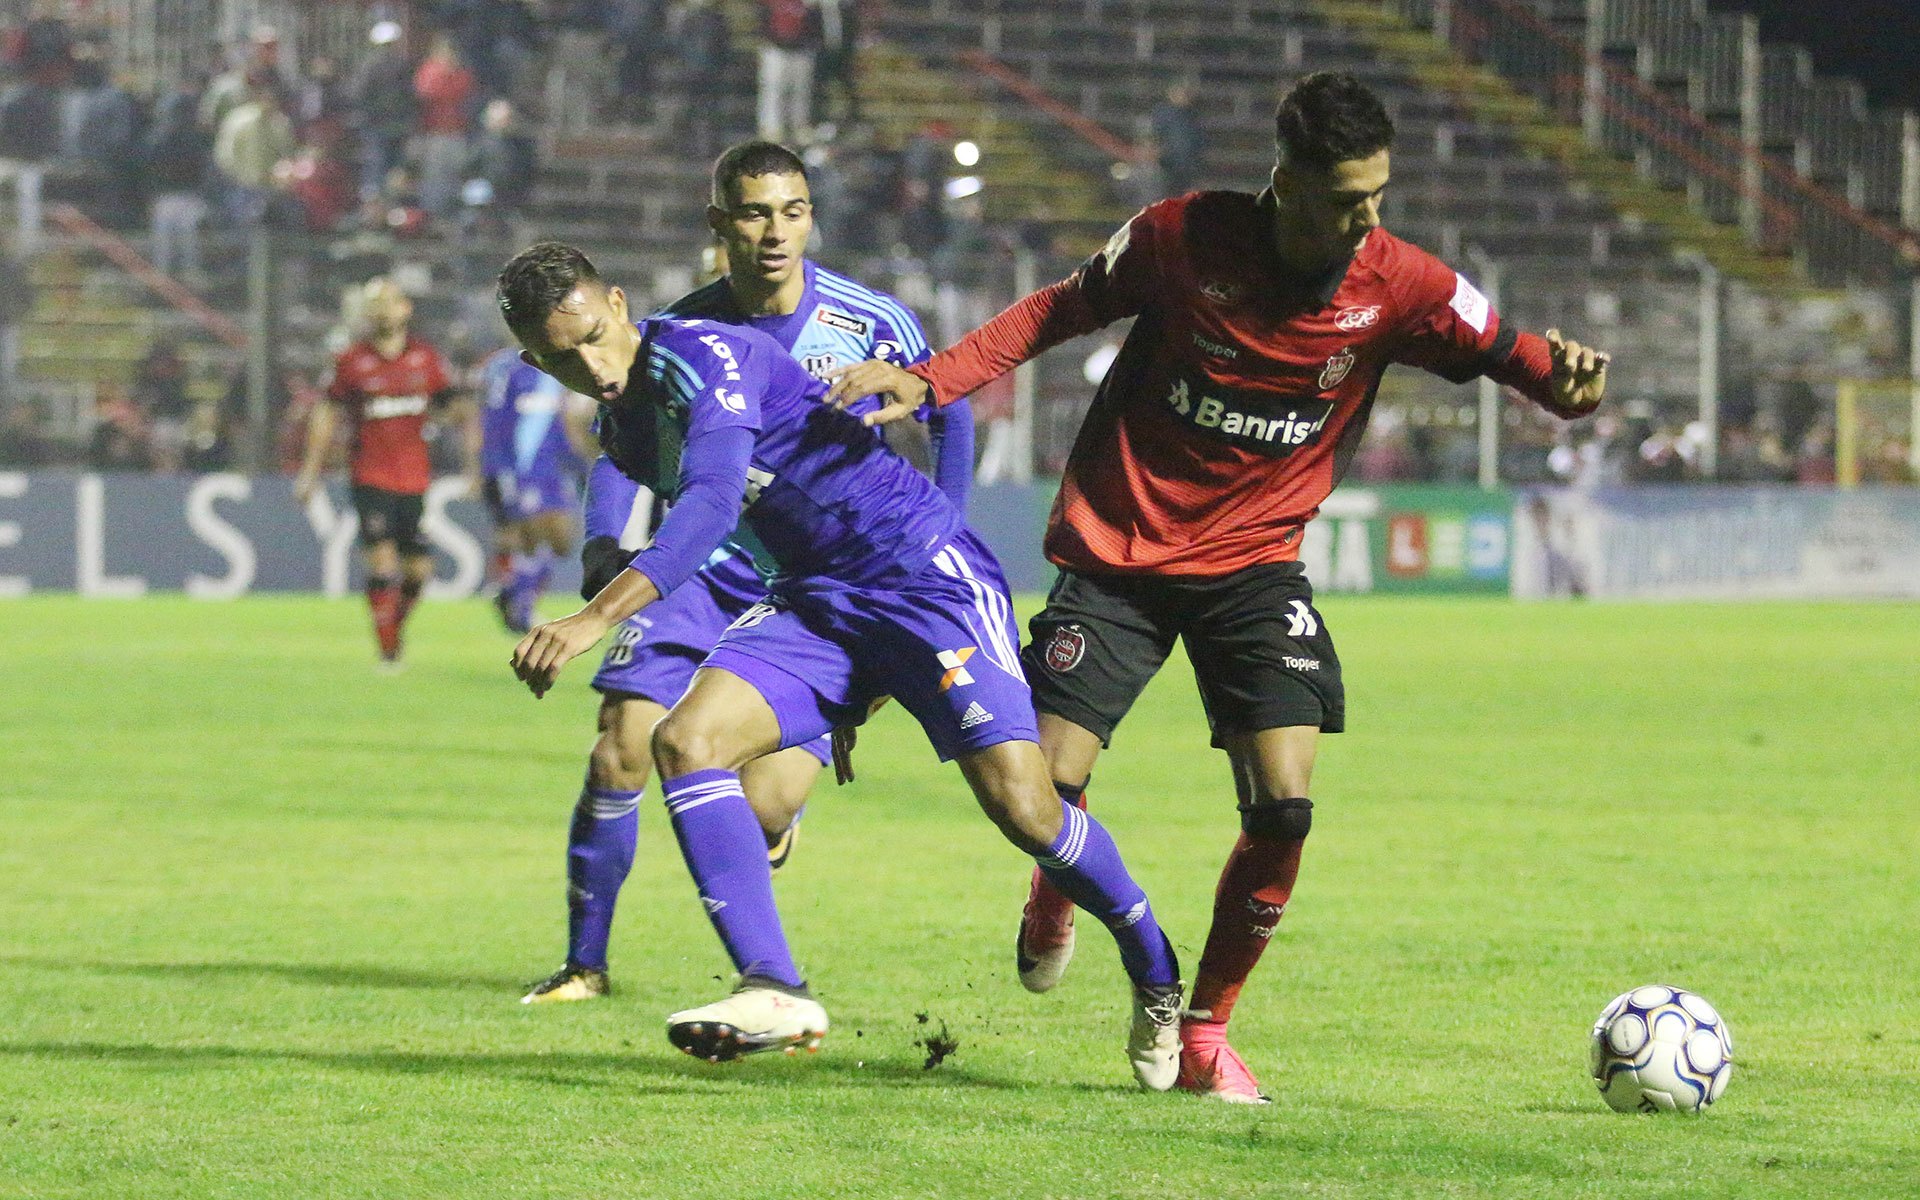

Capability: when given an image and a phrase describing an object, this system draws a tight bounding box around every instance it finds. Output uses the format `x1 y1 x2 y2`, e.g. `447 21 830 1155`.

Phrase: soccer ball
1588 984 1733 1114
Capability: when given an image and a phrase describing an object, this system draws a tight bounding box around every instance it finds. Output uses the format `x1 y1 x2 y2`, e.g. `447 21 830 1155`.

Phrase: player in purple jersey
498 242 1187 1089
477 347 595 633
521 142 973 1005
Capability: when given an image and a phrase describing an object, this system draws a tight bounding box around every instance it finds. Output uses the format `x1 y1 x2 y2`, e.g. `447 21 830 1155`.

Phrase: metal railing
1394 0 1920 284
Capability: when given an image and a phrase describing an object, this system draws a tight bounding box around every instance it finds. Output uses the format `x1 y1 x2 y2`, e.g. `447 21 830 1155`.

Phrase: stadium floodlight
944 176 983 200
953 140 981 167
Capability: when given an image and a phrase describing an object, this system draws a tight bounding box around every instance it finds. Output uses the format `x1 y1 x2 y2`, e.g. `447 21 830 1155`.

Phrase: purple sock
507 551 551 623
517 549 553 601
662 769 804 989
566 785 640 970
1036 800 1180 987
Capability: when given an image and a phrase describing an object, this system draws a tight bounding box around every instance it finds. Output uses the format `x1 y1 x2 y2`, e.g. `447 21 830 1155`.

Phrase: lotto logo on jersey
937 647 976 691
697 332 744 381
1334 305 1381 331
728 602 779 632
363 394 429 420
1164 378 1331 456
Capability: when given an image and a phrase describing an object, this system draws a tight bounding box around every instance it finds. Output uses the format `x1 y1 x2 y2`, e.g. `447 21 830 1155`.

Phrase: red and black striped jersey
913 190 1563 576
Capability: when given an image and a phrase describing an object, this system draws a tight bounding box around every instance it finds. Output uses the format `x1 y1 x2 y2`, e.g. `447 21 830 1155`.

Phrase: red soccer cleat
1015 867 1076 993
1176 1017 1272 1104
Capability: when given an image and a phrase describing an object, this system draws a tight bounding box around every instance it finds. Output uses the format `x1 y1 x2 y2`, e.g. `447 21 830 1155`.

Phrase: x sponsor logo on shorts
937 647 977 691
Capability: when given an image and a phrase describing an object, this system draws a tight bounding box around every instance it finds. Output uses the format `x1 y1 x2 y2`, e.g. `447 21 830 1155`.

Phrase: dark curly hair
496 242 602 335
1274 72 1395 173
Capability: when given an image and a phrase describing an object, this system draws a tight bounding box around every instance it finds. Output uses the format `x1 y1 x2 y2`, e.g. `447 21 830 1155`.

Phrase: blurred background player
477 345 596 634
499 243 1183 1088
829 72 1609 1103
295 277 477 667
520 140 974 1004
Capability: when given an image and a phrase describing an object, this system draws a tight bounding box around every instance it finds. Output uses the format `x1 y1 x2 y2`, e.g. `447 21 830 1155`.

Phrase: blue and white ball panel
1589 984 1733 1114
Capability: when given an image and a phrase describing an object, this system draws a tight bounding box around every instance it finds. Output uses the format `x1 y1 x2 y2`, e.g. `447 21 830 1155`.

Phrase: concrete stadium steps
873 0 1655 269
1313 0 1801 290
854 42 1135 239
19 247 233 406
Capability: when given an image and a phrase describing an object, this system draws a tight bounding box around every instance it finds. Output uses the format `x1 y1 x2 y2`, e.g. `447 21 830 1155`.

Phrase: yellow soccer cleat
520 963 611 1004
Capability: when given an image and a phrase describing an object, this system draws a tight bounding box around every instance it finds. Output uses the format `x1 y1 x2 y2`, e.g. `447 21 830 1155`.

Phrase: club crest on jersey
1319 347 1356 390
1200 279 1242 305
814 308 871 337
1044 625 1086 673
1334 305 1381 331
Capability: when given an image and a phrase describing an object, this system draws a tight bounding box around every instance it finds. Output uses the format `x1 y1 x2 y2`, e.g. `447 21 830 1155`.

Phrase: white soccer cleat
667 985 829 1063
1128 980 1185 1091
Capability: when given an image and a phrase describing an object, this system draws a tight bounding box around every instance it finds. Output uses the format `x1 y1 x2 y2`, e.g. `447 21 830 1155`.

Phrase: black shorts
352 484 427 556
1021 562 1344 748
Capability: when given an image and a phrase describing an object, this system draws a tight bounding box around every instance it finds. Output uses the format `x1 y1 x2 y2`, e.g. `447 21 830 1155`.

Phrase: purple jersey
479 348 585 518
583 266 972 554
608 318 965 593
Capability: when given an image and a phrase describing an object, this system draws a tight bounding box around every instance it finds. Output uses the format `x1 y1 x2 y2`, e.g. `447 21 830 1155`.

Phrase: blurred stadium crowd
0 0 1910 485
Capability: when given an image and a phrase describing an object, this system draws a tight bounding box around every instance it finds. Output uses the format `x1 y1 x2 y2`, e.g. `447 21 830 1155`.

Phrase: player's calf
1187 796 1312 1031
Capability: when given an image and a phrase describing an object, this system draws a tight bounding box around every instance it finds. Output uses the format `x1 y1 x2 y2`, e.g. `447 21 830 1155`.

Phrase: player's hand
293 470 319 505
1544 329 1609 418
824 360 933 427
511 609 613 698
830 726 856 785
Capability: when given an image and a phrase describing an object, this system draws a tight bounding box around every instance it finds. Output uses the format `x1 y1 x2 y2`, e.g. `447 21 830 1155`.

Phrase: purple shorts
703 528 1039 763
593 550 831 767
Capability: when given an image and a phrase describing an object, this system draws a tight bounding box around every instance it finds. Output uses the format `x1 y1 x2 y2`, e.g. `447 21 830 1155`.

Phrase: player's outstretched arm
1544 328 1609 417
512 567 661 698
824 359 933 427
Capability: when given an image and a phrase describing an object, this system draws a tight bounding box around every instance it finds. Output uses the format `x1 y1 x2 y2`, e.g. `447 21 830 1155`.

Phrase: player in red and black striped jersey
829 73 1609 1103
295 277 477 666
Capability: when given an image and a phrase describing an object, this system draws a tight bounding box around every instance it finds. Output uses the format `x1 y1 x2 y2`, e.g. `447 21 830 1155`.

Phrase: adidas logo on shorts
959 701 994 730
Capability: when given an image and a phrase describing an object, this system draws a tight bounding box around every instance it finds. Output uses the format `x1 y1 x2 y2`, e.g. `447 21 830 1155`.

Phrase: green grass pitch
1 594 1915 1198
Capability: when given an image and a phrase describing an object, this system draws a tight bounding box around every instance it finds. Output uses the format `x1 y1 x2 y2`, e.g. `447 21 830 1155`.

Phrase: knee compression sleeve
1238 796 1312 841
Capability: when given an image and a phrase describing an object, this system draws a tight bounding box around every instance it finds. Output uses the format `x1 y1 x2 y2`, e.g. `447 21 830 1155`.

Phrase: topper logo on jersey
713 387 747 414
1164 378 1331 454
1319 348 1356 390
814 308 871 338
872 339 903 363
363 394 429 420
1334 305 1381 331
